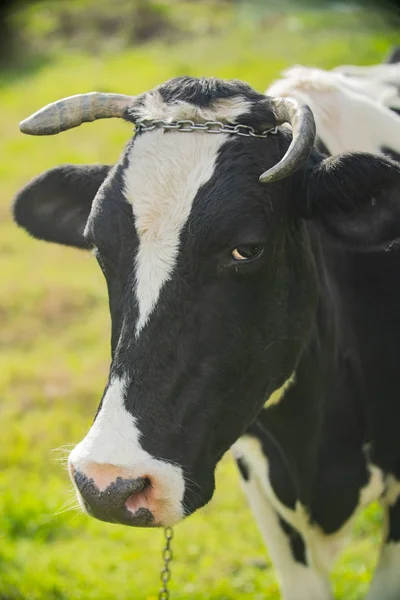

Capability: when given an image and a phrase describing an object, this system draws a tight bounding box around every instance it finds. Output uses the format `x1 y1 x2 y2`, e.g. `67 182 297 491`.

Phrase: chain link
159 526 174 600
136 119 277 138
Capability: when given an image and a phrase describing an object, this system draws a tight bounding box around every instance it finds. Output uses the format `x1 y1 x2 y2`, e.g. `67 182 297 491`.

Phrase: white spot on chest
123 129 227 334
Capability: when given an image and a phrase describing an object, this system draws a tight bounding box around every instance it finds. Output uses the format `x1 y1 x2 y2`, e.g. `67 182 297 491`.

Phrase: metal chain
136 118 277 138
159 526 174 600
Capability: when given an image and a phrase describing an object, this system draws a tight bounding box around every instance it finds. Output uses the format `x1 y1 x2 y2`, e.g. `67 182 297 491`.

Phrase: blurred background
0 1 398 599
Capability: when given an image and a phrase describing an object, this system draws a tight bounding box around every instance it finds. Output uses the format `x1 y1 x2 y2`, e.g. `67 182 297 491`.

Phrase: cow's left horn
260 97 316 183
19 92 137 135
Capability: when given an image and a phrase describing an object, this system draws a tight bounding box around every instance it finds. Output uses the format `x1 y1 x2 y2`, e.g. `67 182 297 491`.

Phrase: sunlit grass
0 2 395 598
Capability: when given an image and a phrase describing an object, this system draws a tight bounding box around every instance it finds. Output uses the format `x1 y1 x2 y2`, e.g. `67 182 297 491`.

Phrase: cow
266 60 400 159
12 73 400 600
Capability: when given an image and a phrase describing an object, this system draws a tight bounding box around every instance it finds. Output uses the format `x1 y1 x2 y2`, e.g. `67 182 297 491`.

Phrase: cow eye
231 245 264 261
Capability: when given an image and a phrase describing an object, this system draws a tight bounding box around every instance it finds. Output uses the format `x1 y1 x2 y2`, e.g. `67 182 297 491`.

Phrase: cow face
14 76 400 527
70 128 317 526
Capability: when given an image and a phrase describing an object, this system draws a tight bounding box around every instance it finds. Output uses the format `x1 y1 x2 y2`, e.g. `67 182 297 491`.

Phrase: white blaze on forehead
124 127 228 334
69 376 185 508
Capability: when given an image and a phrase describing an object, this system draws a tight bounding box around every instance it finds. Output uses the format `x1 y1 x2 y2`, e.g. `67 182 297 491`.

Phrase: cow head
14 76 400 527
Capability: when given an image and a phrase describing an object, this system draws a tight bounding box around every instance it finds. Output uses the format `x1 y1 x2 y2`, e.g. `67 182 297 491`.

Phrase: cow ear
13 164 111 249
301 152 400 251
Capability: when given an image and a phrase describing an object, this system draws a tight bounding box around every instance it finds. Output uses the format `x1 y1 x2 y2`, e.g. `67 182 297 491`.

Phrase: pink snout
69 462 168 527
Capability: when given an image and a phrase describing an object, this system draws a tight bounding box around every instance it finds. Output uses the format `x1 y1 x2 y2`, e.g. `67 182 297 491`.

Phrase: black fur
235 456 250 482
279 518 307 565
388 499 400 542
157 76 264 106
299 152 400 251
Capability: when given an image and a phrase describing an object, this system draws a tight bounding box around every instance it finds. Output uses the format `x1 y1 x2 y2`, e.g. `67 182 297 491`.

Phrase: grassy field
0 2 398 599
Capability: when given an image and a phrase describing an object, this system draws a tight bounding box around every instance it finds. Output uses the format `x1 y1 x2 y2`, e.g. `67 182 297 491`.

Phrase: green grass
0 2 396 598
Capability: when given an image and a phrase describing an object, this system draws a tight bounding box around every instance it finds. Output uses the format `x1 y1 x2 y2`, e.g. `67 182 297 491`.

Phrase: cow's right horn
20 92 138 136
260 97 316 183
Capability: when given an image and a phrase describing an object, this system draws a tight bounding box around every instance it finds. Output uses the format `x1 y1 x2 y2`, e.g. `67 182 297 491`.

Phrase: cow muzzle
67 376 186 527
68 458 185 527
70 462 154 526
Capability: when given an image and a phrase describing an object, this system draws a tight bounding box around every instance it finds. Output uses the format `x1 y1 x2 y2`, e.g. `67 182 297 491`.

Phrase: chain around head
136 119 277 138
159 526 174 600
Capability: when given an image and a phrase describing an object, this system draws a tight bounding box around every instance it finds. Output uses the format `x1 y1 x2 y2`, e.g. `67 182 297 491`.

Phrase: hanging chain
159 526 174 600
144 116 277 600
136 118 277 139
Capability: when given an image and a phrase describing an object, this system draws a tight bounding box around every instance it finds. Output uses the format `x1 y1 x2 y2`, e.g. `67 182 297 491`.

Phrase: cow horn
19 92 137 135
260 97 316 183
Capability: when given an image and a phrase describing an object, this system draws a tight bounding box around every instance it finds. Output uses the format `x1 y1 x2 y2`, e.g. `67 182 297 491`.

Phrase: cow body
233 60 400 599
266 62 400 161
235 235 400 599
13 67 400 599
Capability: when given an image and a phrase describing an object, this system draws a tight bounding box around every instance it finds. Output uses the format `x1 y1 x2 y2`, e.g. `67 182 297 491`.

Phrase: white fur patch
134 91 252 124
234 438 332 600
69 376 185 524
333 62 400 88
266 65 400 156
233 434 385 589
124 127 228 334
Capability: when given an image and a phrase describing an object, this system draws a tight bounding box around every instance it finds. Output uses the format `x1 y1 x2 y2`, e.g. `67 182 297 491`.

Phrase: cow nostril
125 476 153 516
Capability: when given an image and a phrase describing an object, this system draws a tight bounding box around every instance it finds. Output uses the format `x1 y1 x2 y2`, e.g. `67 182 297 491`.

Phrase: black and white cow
266 59 400 159
12 73 400 599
